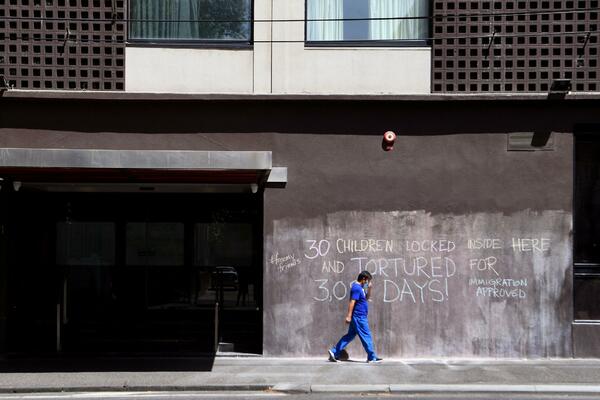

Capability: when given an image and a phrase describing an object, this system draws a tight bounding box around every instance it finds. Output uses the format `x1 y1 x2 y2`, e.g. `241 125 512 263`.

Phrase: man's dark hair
357 271 372 281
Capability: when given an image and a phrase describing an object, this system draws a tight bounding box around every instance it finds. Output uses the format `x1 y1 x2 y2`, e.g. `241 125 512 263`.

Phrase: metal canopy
0 148 281 190
0 148 272 171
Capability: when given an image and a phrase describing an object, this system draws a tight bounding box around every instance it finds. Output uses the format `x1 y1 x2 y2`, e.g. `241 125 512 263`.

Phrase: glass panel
147 266 191 308
129 0 252 41
575 277 600 320
575 135 600 264
194 223 255 308
343 0 369 40
307 0 429 41
68 266 113 320
368 0 429 40
307 0 344 41
126 222 184 266
194 222 253 266
56 222 115 266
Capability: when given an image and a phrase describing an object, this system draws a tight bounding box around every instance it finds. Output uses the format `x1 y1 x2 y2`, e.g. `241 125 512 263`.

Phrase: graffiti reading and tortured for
308 238 459 304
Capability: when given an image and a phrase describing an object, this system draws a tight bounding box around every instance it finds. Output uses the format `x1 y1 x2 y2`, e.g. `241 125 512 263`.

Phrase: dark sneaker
367 357 383 363
328 349 339 362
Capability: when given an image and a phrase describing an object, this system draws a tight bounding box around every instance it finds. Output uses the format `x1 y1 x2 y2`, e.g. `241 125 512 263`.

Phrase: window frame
126 0 255 48
303 0 432 47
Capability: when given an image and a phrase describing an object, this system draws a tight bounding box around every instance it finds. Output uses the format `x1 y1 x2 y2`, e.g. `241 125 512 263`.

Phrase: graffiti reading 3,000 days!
306 239 458 304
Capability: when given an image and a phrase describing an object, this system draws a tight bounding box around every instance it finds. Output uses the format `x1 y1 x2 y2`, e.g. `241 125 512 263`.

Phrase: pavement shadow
0 354 216 372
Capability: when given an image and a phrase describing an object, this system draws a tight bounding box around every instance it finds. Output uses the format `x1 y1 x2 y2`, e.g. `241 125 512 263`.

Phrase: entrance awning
0 148 285 192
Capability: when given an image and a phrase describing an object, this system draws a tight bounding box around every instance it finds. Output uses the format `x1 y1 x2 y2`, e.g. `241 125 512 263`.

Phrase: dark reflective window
56 222 115 266
194 223 256 308
11 194 262 355
574 132 600 321
126 222 184 266
575 277 600 320
129 0 252 42
575 135 600 264
194 223 253 266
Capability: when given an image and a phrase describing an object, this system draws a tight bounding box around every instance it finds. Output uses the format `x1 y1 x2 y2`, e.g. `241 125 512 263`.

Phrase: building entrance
6 192 263 356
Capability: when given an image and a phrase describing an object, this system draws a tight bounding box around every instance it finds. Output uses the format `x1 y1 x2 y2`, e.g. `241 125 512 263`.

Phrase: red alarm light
382 131 396 151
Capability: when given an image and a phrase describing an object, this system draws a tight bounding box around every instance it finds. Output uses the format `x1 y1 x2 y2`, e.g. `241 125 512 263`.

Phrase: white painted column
271 0 305 94
253 0 273 93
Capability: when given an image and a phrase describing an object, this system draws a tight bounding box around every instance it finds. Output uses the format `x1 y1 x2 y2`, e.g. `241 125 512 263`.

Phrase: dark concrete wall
1 97 599 358
263 132 574 358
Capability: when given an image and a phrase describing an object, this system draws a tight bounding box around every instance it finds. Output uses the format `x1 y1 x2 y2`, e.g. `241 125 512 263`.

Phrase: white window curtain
131 0 202 39
369 0 428 40
130 0 251 40
307 0 344 41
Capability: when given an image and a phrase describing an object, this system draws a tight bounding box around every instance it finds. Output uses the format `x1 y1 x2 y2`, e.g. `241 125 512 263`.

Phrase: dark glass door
7 213 58 354
7 193 263 356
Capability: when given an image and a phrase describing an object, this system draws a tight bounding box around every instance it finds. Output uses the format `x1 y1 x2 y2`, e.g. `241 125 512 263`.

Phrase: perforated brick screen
0 0 125 90
432 0 599 92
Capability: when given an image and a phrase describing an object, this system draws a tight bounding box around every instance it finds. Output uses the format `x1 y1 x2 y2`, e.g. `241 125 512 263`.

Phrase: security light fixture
550 79 571 94
508 132 555 151
548 79 571 100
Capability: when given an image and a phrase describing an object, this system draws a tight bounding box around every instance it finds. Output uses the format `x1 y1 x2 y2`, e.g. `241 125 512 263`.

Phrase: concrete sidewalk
1 357 600 394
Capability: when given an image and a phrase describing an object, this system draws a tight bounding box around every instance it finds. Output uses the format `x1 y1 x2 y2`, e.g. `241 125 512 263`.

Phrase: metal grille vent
0 0 125 90
432 0 599 93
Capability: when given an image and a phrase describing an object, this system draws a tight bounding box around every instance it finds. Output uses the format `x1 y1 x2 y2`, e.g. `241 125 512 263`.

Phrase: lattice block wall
0 0 125 90
432 0 599 92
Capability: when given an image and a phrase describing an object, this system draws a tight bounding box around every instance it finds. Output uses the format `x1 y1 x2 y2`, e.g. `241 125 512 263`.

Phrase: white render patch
125 47 254 94
272 45 431 94
125 44 431 95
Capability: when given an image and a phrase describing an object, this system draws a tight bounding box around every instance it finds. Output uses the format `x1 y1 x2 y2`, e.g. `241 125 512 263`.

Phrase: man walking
328 271 383 363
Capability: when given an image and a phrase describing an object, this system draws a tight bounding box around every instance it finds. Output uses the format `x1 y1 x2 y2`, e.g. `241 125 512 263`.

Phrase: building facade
0 0 599 359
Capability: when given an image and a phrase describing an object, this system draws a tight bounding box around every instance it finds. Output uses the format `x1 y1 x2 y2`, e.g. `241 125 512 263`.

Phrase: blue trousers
330 315 377 361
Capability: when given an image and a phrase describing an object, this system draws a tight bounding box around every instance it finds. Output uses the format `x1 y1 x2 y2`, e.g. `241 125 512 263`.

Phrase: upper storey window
306 0 428 44
129 0 252 43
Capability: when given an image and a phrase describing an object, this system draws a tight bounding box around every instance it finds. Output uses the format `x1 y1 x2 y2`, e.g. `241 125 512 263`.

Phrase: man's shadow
330 349 369 363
